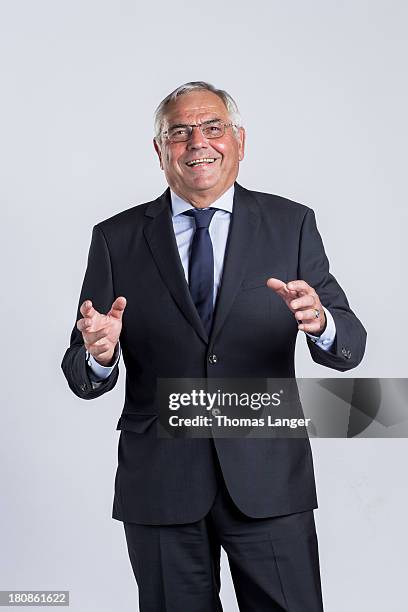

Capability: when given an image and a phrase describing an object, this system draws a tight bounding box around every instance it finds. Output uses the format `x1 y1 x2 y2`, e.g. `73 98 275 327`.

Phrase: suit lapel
143 182 260 346
210 182 261 343
143 188 209 344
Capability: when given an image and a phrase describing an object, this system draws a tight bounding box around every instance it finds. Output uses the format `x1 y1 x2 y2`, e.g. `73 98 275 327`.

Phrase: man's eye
204 125 222 135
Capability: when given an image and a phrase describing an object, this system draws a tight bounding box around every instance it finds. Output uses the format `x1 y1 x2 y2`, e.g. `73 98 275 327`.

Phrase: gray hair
153 81 243 145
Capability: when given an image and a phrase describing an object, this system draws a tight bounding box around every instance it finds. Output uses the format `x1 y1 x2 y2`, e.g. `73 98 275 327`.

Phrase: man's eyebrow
166 117 223 131
166 123 189 131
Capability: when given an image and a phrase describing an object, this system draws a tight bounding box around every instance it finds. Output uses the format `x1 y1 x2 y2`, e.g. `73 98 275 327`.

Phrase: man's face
154 90 245 205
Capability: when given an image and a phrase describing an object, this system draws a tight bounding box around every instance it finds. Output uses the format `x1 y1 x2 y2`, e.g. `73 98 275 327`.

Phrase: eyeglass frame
161 119 238 143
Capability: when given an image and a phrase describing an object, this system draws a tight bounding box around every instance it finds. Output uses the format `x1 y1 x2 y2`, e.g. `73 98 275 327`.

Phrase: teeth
186 158 216 166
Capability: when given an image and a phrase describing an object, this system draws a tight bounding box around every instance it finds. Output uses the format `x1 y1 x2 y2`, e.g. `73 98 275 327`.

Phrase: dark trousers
123 450 324 612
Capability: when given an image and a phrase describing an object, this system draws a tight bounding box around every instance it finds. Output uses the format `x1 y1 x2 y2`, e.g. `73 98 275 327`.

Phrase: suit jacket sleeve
61 225 120 399
298 208 367 371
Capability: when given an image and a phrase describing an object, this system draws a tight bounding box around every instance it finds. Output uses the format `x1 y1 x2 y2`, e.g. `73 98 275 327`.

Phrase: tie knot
183 207 218 229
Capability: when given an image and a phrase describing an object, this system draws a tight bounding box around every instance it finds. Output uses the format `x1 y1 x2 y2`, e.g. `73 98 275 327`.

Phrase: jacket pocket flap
116 413 158 433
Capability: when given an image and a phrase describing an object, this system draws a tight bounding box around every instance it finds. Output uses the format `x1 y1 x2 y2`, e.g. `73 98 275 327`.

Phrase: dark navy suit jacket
61 181 366 524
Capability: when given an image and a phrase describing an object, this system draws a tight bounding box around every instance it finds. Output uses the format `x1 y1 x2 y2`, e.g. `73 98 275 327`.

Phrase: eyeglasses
162 120 237 143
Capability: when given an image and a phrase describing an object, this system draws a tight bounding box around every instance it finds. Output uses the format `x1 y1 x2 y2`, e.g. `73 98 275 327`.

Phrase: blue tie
183 208 218 334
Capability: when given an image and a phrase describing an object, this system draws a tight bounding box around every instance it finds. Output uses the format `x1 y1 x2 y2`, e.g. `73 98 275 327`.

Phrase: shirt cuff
86 342 121 381
306 307 336 351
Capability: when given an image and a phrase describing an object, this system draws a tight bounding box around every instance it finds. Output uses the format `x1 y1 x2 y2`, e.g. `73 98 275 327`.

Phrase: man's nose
188 126 208 149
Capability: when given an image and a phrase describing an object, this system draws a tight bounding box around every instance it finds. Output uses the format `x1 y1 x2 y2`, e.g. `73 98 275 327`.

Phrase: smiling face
153 90 245 208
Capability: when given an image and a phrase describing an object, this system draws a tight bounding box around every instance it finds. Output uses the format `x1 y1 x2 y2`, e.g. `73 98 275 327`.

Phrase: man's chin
187 176 221 192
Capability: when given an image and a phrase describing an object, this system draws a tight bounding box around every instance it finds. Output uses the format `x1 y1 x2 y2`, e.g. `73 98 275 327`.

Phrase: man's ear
238 127 246 162
153 138 164 170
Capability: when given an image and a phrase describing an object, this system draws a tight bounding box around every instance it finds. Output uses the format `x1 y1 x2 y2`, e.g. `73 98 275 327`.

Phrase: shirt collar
170 183 235 218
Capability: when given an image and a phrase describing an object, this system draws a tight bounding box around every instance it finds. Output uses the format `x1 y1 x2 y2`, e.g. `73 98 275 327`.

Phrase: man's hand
76 296 127 366
266 279 326 335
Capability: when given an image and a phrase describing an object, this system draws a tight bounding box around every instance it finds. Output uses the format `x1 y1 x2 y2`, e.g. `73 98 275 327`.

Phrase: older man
62 81 366 611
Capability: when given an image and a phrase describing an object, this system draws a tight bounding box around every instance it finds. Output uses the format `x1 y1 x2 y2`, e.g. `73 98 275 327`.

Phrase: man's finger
286 280 312 294
298 321 323 334
85 343 111 357
80 300 97 319
294 308 320 322
266 278 297 300
266 278 286 292
108 296 127 320
77 314 106 333
82 327 110 345
290 295 316 310
77 318 91 333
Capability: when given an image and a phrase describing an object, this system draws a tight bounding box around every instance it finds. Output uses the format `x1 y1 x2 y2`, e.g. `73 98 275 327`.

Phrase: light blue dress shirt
88 184 336 381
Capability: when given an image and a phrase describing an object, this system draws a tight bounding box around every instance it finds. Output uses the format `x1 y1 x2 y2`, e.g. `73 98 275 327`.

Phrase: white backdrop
1 1 407 610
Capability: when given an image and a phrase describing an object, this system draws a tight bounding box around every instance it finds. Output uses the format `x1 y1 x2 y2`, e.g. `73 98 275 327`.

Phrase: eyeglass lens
167 121 226 142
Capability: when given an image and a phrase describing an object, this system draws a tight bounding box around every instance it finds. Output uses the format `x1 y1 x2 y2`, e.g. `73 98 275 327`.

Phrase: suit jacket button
208 354 218 365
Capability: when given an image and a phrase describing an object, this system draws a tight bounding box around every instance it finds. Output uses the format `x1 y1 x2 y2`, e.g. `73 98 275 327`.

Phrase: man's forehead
163 93 229 125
